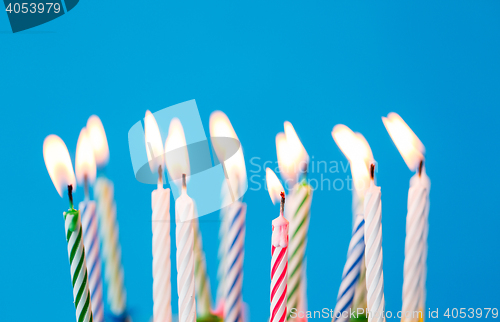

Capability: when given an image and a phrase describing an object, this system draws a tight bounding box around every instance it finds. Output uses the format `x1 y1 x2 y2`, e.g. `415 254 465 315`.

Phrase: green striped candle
285 177 313 319
193 216 212 317
65 186 94 322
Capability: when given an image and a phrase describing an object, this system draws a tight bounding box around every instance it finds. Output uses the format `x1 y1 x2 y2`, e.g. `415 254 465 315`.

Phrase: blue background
1 1 499 321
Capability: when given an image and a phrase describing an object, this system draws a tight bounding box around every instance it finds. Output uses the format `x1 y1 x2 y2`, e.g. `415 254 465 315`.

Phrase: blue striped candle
333 214 365 322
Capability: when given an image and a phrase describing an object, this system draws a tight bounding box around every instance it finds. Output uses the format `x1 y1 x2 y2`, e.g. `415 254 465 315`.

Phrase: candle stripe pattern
402 186 427 321
80 201 104 322
94 178 127 316
216 206 228 305
176 199 197 322
419 196 430 314
224 202 247 322
333 215 365 322
193 217 212 317
364 185 385 322
152 189 172 322
64 210 94 322
271 245 288 322
285 182 312 319
352 192 368 315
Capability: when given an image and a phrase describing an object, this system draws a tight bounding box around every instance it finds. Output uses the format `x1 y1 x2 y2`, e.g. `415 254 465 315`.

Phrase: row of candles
43 108 430 322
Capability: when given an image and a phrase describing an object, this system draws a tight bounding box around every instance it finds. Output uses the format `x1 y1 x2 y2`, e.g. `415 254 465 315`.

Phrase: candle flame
75 128 96 185
86 115 109 167
209 111 247 193
43 135 76 197
164 118 190 183
382 112 425 171
276 121 308 185
144 110 164 173
266 168 284 205
332 125 373 192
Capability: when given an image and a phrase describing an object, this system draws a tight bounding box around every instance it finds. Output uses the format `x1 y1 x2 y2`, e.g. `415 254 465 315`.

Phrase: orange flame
266 168 284 204
144 110 164 173
276 121 308 185
86 115 109 167
43 135 76 197
164 118 190 183
382 112 424 171
75 128 96 185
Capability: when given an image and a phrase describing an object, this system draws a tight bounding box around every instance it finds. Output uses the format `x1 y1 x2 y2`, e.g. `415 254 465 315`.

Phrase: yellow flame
144 110 164 173
209 111 247 193
266 168 284 204
276 121 308 185
332 125 373 193
164 118 190 182
43 135 76 197
75 128 96 185
382 112 424 171
86 115 109 167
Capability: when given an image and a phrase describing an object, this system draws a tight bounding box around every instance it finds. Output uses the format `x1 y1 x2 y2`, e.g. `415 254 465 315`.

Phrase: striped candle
80 200 104 322
333 214 365 322
224 201 247 322
152 186 172 322
64 206 94 322
351 191 368 316
216 204 228 307
193 216 213 317
94 177 127 317
285 179 312 319
364 176 385 322
415 169 430 316
175 188 197 322
403 172 428 321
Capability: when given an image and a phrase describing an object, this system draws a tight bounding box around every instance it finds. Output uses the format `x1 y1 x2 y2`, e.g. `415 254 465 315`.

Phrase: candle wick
67 184 74 209
301 163 308 182
370 163 375 181
182 173 187 192
280 191 285 216
158 165 163 189
418 160 424 177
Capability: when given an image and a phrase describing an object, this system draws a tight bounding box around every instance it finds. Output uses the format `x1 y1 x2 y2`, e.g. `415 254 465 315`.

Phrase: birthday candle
210 111 249 322
87 115 128 318
266 168 289 322
364 164 386 322
331 125 374 321
43 135 94 322
382 113 430 320
275 122 311 319
144 111 173 322
165 118 197 322
76 128 104 322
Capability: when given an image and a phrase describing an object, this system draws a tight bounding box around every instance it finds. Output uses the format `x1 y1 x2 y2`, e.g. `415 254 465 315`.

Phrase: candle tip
370 163 375 180
182 173 187 189
67 184 74 207
280 191 285 216
418 160 424 177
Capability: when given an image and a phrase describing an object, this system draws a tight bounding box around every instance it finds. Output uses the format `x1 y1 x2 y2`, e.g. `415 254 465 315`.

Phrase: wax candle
382 113 430 320
165 118 197 322
145 110 173 322
364 164 386 322
76 128 104 322
266 168 289 322
275 122 311 319
43 135 94 322
87 115 128 318
331 125 374 322
210 111 248 322
192 213 213 317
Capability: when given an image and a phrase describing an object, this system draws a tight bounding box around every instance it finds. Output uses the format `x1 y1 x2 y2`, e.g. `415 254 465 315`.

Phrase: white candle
165 118 197 322
382 112 430 319
145 110 173 322
364 165 385 322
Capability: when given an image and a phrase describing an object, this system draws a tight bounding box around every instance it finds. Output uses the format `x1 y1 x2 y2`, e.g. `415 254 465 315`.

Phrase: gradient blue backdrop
1 1 499 321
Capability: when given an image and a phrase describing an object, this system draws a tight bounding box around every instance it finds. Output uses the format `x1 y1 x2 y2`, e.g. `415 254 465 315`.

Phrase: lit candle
76 128 104 322
87 115 128 319
364 164 386 322
192 210 213 317
382 113 430 320
266 168 289 322
144 111 173 322
210 111 248 322
43 135 94 322
164 118 197 322
275 121 311 320
331 125 374 322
